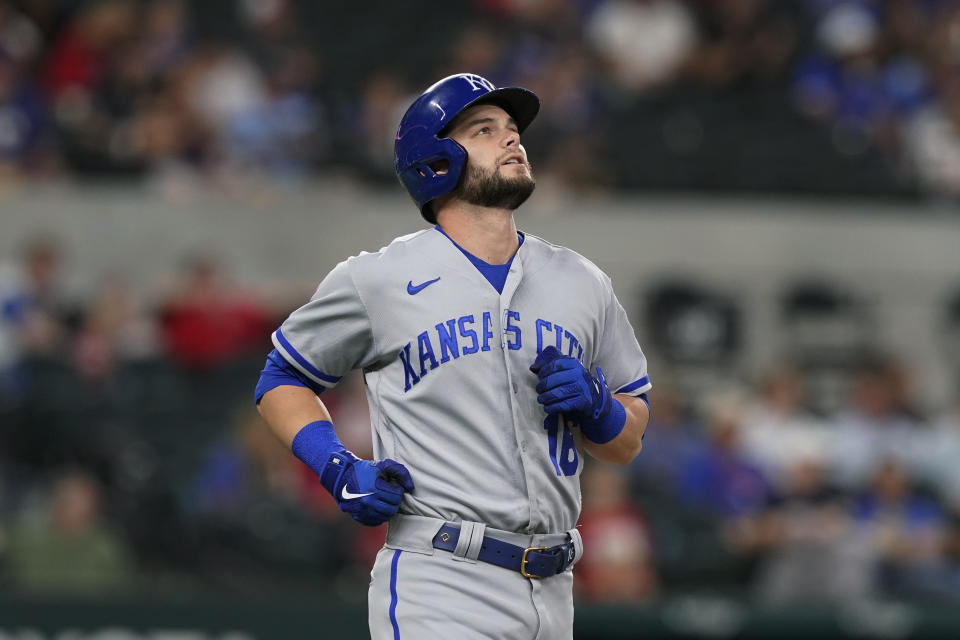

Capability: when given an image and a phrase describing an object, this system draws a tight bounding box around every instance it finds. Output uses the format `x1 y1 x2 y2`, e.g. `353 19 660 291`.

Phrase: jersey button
520 441 528 452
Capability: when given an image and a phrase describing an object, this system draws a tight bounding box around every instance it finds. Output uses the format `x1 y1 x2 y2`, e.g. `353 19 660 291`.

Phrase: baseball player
255 73 651 639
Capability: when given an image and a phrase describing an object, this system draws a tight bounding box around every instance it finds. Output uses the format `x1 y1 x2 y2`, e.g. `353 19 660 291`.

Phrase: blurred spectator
576 461 658 603
921 401 960 511
72 277 159 383
629 381 704 497
176 44 266 167
41 1 134 100
829 356 924 491
5 470 135 594
729 458 871 603
141 0 191 73
906 80 960 197
42 1 141 174
225 44 324 180
67 0 197 180
851 461 949 599
789 0 936 168
184 405 358 597
586 0 697 94
440 25 505 81
128 88 207 189
239 0 309 73
191 407 304 520
477 0 585 41
0 50 50 174
737 365 833 491
800 2 889 147
676 390 771 518
684 0 799 89
45 2 191 177
0 2 42 66
935 513 960 602
518 44 609 190
343 70 406 179
159 255 270 369
230 0 325 179
0 235 69 398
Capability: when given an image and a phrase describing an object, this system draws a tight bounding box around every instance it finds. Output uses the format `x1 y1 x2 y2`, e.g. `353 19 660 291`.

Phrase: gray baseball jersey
273 227 651 534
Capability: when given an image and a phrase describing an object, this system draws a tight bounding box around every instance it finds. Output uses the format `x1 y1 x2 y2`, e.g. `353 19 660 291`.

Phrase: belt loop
452 521 486 563
467 522 486 561
566 527 584 568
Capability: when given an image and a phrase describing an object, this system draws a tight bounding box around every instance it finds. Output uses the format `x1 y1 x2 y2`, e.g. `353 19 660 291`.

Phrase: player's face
446 104 535 210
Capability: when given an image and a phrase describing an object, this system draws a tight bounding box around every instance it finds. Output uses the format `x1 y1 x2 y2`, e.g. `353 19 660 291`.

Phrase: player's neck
435 206 519 265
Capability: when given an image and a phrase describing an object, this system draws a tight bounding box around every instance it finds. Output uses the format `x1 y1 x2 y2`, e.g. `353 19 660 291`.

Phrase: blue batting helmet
394 73 540 222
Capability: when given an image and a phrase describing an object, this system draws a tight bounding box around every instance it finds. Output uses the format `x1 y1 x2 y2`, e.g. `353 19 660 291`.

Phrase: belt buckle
521 546 547 579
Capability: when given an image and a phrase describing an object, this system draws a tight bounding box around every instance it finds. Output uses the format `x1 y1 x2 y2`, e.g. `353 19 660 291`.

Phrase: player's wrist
579 396 626 444
291 420 348 481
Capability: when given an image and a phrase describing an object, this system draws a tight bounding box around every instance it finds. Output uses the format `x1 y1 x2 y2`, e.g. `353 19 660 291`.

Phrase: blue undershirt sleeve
254 348 329 404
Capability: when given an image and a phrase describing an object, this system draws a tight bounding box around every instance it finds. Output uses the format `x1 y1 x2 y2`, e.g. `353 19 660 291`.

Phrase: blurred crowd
2 0 960 197
3 233 960 608
5 0 960 608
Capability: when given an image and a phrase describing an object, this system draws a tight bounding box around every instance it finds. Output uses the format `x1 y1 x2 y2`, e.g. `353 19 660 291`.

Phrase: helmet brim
447 86 540 136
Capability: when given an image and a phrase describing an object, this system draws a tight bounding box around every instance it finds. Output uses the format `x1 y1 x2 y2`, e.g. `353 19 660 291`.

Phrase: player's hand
530 346 612 418
321 452 415 526
530 347 627 444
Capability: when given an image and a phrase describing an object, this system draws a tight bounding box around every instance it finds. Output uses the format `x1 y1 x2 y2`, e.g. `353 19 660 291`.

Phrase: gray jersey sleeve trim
615 375 652 396
271 328 342 388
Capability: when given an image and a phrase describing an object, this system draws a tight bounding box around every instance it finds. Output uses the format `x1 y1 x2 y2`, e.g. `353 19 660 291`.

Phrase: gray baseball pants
368 514 582 640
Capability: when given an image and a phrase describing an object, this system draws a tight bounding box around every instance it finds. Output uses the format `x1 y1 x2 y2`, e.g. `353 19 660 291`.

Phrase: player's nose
502 128 519 148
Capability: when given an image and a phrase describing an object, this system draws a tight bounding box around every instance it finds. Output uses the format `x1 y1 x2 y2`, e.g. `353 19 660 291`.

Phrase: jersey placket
427 230 535 529
497 252 541 533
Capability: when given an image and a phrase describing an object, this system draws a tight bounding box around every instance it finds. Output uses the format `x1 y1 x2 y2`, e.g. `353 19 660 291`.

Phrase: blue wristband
580 397 627 444
290 420 347 478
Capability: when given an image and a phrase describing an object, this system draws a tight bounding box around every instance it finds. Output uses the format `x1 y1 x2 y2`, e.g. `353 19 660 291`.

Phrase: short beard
452 162 536 211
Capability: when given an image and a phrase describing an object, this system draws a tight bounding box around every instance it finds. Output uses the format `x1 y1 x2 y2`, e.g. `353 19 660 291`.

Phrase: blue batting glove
530 346 609 416
530 346 625 444
319 451 415 526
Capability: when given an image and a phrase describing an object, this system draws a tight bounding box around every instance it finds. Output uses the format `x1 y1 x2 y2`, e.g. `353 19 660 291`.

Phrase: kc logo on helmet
462 74 495 92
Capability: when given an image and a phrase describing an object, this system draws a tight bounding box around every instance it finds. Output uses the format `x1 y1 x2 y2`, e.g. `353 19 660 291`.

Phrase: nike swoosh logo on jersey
341 486 373 500
407 277 441 295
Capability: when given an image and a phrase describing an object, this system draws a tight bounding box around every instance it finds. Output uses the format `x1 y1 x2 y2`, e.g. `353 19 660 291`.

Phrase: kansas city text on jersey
398 310 585 392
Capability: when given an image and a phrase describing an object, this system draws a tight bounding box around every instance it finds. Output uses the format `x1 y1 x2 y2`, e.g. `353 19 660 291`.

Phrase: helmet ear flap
397 137 467 223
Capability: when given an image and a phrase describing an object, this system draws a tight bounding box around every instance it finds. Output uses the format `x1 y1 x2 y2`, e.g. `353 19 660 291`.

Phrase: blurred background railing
3 0 960 637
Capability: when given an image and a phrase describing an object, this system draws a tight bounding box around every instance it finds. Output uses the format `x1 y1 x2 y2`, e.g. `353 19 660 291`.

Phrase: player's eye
476 126 490 135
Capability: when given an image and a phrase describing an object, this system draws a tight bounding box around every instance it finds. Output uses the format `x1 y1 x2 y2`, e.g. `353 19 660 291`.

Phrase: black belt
431 524 576 579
